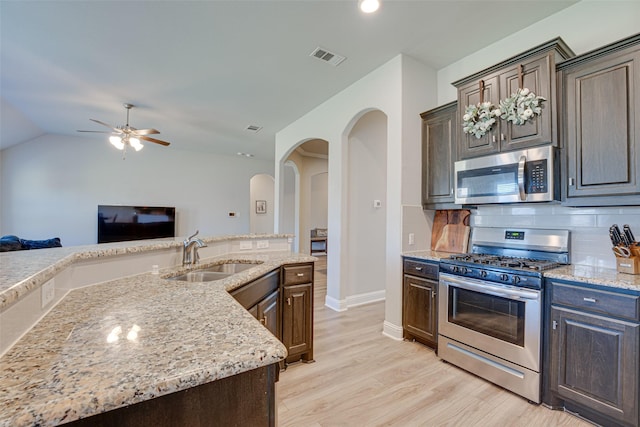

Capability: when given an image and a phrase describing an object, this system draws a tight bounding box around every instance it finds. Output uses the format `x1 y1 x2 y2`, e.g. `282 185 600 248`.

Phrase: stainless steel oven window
448 286 525 346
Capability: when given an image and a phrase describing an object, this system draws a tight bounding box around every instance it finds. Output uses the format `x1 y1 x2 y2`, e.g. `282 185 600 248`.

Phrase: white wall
276 55 435 338
347 110 387 301
309 172 328 230
1 134 274 245
281 162 297 236
249 173 275 234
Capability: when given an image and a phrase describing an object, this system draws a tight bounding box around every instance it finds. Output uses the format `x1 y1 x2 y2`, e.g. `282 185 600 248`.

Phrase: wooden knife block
615 245 640 274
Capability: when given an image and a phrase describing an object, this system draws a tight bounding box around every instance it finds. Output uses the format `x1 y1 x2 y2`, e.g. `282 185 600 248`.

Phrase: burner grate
448 254 560 272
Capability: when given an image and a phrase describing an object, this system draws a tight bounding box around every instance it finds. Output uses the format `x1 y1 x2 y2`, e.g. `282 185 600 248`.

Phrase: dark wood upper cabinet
420 101 457 207
558 34 640 206
454 38 573 160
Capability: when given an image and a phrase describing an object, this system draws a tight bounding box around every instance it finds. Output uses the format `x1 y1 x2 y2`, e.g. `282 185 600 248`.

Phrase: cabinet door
499 55 553 152
283 283 313 361
421 102 457 205
256 289 280 340
457 74 500 159
403 275 437 348
564 49 640 199
550 306 639 426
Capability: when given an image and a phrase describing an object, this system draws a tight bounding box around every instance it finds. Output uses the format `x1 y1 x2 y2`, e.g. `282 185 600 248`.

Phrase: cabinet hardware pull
287 297 292 305
415 267 423 271
492 135 496 143
552 320 558 330
583 297 597 303
501 133 505 141
569 177 575 186
432 291 436 299
296 273 304 277
260 317 267 326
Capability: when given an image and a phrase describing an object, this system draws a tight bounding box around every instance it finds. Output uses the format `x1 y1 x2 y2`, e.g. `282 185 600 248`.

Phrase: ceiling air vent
310 46 346 67
245 125 262 133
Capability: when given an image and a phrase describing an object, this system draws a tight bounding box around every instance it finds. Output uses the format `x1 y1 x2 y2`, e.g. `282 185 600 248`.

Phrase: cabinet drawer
231 269 279 309
551 282 640 321
283 264 313 285
403 259 438 280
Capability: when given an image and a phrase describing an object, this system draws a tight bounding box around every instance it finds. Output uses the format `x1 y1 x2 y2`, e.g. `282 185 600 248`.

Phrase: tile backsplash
471 204 640 269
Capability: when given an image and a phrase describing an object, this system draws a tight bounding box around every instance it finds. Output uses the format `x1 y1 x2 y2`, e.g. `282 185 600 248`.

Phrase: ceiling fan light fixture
129 137 143 151
109 135 125 150
359 0 380 13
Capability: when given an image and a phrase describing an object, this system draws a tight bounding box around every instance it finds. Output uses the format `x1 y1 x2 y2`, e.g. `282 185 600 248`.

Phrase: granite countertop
0 234 292 311
0 240 312 426
402 250 640 292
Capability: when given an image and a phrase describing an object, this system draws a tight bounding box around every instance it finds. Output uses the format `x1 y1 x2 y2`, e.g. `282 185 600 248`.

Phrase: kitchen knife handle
624 224 636 244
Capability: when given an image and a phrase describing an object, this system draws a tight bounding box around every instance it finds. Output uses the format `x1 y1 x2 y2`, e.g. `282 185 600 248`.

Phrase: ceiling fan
78 103 170 155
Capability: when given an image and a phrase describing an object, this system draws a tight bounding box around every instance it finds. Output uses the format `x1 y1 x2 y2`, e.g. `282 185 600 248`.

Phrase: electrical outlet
373 200 382 208
256 240 269 249
409 233 415 245
41 278 55 308
239 241 252 250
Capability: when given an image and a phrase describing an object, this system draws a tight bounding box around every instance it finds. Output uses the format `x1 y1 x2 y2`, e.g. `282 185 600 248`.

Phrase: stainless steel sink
167 262 258 282
198 263 257 274
168 271 231 282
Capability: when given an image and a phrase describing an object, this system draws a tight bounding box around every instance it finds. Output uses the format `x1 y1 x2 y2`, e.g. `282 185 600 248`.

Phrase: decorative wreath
462 101 499 139
498 88 545 125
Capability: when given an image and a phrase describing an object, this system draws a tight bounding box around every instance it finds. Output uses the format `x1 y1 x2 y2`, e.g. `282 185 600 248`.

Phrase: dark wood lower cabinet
256 289 280 339
403 275 437 348
282 282 314 363
66 364 278 427
548 280 640 427
402 258 438 349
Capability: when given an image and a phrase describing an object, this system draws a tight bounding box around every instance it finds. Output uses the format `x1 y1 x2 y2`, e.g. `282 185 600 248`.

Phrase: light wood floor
276 257 592 426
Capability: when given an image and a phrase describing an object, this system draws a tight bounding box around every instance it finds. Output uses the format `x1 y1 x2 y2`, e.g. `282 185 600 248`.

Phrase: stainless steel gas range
438 227 570 403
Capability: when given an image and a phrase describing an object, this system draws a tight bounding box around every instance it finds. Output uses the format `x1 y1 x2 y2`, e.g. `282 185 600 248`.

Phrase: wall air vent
310 46 346 67
245 125 262 133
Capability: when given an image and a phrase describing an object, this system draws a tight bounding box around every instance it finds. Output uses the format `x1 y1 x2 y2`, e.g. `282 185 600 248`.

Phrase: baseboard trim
382 321 404 341
324 295 347 312
346 290 385 308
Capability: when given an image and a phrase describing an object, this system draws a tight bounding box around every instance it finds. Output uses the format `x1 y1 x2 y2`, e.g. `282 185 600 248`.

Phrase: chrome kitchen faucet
182 230 207 267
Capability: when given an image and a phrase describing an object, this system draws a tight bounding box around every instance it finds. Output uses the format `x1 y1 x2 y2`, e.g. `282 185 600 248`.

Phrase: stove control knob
480 270 488 278
451 266 459 273
512 276 521 285
460 267 468 274
500 274 509 282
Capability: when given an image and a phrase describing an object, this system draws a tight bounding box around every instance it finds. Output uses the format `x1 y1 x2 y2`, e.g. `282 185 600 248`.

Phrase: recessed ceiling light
237 152 254 158
359 0 380 13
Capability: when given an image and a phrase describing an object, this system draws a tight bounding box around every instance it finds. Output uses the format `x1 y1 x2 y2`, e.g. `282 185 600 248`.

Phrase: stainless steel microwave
454 145 559 205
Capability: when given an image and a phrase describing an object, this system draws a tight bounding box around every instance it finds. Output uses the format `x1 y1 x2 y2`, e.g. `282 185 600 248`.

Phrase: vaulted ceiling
1 0 578 159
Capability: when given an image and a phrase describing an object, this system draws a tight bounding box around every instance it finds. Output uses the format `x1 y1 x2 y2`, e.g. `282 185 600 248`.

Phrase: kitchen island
0 235 314 426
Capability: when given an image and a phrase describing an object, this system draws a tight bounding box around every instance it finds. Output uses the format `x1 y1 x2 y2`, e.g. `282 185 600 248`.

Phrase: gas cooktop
447 253 561 272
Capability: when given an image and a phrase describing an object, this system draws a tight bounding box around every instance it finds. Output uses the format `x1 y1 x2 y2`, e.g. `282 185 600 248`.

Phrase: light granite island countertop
0 237 314 426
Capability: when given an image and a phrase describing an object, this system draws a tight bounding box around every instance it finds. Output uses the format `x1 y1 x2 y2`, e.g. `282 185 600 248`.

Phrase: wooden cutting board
431 209 471 253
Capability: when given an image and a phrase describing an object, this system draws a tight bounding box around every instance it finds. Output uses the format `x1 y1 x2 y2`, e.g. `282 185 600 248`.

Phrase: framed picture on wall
256 200 267 214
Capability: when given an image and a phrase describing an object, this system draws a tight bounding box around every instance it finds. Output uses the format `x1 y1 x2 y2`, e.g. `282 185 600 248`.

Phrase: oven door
438 273 542 371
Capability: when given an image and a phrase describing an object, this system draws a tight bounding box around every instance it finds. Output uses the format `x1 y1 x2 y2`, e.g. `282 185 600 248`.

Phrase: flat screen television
98 205 176 243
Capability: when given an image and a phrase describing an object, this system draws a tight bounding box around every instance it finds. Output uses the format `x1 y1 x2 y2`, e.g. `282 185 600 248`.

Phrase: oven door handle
442 275 540 301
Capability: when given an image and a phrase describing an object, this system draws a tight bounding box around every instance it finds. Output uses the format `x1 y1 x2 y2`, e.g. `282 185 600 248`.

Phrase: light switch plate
239 241 252 250
409 233 415 245
256 240 269 249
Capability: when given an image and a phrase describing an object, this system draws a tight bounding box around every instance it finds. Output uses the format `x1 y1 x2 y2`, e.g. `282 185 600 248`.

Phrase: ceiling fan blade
131 127 160 135
89 118 121 132
139 135 171 146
